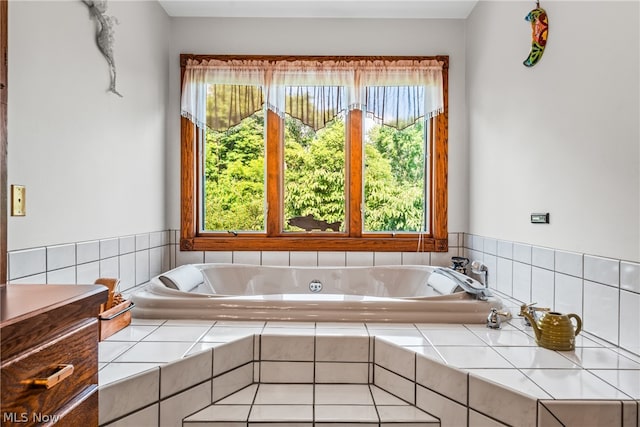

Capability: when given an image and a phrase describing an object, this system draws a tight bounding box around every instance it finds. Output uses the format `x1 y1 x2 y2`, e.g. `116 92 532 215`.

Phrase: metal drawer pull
26 364 74 389
100 301 135 321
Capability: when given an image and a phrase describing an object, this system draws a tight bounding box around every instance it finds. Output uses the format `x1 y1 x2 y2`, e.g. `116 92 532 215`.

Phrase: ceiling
157 0 480 19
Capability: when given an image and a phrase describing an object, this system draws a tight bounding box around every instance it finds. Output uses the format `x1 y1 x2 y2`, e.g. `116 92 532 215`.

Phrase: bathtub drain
309 280 323 293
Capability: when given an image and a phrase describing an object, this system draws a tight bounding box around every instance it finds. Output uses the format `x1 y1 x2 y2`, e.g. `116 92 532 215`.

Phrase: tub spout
471 260 488 287
431 267 493 300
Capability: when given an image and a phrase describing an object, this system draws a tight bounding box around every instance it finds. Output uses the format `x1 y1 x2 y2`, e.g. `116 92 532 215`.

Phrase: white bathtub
131 264 504 323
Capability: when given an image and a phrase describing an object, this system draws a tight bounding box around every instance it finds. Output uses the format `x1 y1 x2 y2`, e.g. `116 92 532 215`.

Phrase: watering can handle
567 313 582 336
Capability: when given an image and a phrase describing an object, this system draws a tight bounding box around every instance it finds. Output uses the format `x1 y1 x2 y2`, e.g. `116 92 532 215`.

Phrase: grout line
413 351 417 406
313 324 317 423
247 382 259 424
466 371 470 427
587 370 635 400
367 383 381 424
618 265 622 348
258 334 262 383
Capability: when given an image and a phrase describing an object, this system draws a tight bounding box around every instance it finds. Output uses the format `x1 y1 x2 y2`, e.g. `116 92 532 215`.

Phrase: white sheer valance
181 59 265 130
181 57 444 131
268 60 353 130
359 59 444 129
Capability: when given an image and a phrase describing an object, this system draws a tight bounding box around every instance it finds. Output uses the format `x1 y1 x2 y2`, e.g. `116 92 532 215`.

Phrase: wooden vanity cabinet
1 285 108 426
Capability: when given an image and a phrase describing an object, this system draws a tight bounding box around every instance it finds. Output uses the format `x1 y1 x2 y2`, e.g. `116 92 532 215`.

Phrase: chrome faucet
471 260 488 288
486 308 512 329
433 267 492 300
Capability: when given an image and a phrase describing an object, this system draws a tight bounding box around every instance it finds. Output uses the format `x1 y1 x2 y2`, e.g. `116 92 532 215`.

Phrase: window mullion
181 117 197 248
266 109 282 236
348 109 363 237
432 66 449 246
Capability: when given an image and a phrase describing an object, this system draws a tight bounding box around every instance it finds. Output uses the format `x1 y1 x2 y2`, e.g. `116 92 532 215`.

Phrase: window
180 55 449 252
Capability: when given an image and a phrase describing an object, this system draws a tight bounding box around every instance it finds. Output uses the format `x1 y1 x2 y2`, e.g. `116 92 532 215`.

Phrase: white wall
466 1 639 262
8 1 170 250
167 17 469 233
11 1 635 263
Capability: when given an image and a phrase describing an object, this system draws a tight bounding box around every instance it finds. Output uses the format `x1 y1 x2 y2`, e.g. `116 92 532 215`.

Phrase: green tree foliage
204 112 265 231
364 120 425 232
202 110 426 233
367 121 424 184
284 116 346 230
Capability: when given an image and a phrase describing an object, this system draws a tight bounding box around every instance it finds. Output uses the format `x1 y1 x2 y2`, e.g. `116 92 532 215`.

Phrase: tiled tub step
183 383 440 426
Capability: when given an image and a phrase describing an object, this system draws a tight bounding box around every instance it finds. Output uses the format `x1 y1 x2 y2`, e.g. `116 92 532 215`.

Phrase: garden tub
131 263 504 323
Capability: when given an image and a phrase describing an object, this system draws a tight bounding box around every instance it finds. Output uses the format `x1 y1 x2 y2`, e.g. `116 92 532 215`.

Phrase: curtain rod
180 54 449 69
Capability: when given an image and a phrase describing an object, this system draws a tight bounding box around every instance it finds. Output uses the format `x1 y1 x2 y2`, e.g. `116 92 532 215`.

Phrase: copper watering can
519 304 582 351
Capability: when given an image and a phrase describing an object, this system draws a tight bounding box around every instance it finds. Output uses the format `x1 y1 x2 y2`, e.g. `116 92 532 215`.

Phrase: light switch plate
11 185 25 216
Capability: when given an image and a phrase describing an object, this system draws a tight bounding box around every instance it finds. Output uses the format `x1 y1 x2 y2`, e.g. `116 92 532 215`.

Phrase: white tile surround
98 315 640 427
8 230 639 356
464 234 640 356
7 230 172 289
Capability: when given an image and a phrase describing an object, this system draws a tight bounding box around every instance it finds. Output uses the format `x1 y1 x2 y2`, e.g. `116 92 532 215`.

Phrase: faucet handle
521 302 550 313
519 303 536 316
530 306 551 313
520 303 550 326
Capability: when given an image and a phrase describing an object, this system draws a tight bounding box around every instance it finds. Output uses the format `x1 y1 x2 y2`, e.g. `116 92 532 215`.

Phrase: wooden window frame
180 54 449 252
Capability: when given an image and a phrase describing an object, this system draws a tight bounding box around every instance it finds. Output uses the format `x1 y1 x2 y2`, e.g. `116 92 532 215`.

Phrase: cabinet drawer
1 320 98 425
1 285 107 361
53 385 99 427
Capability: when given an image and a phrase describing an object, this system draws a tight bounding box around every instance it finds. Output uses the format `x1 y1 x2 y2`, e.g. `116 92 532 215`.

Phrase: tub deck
98 293 640 427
